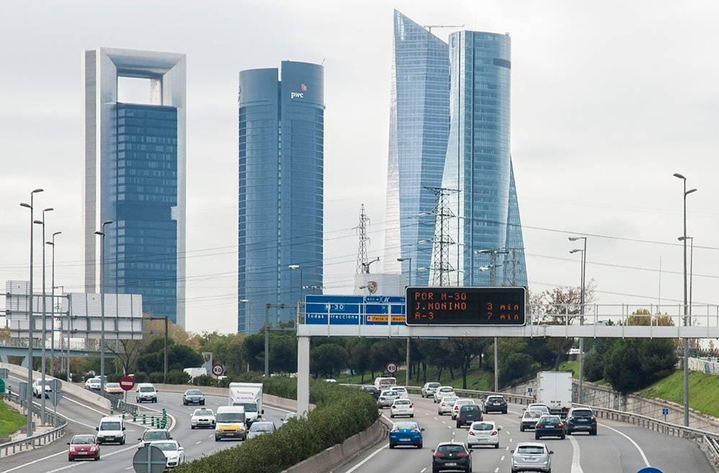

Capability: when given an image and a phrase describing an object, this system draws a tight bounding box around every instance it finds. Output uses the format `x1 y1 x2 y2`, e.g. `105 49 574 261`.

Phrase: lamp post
20 188 43 437
673 172 696 427
95 220 113 394
240 299 250 333
678 236 694 326
397 257 413 386
476 248 508 392
34 207 53 425
46 232 61 377
289 265 303 302
569 236 587 403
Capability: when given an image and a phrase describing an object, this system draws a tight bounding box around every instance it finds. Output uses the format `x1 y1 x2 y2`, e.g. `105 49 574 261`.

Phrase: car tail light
433 452 445 458
456 452 469 458
380 397 385 401
491 430 498 436
468 431 475 436
536 423 542 429
391 427 399 432
558 423 564 428
409 404 413 408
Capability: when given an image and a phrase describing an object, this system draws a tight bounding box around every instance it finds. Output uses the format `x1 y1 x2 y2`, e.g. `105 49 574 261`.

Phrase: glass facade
437 31 528 287
103 103 178 321
238 62 324 333
384 10 450 285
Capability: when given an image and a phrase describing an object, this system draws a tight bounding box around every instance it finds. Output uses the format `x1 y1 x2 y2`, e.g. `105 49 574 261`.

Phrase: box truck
536 371 572 416
228 382 263 425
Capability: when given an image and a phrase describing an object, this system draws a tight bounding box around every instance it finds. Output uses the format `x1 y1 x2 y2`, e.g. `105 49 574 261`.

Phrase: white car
421 382 441 398
526 404 550 416
32 379 54 398
451 399 476 420
437 396 459 415
150 440 185 468
247 421 276 439
467 421 501 449
377 390 400 408
85 377 101 390
433 386 455 403
390 386 409 400
390 399 414 418
190 408 216 429
96 416 126 445
136 383 158 403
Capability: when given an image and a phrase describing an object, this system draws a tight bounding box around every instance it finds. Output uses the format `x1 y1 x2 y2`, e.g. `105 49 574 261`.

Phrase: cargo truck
535 371 572 416
228 382 263 425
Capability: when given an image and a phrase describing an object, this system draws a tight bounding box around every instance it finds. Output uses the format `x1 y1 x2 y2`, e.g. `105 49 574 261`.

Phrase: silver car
511 442 552 473
247 421 276 439
421 382 441 398
377 390 400 408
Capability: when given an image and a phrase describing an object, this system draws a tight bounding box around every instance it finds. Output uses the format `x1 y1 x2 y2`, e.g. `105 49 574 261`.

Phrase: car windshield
394 400 410 405
72 435 95 444
437 444 466 454
100 421 121 431
439 387 453 392
380 391 395 396
540 416 560 424
395 422 418 430
472 423 494 431
460 405 480 413
517 446 545 455
488 396 504 402
153 442 178 451
194 409 213 416
232 402 258 412
428 383 440 388
106 383 120 388
186 390 202 395
140 386 154 392
391 387 406 392
524 410 542 419
216 413 245 423
143 431 169 440
572 409 593 417
455 400 472 406
442 397 458 403
249 422 274 432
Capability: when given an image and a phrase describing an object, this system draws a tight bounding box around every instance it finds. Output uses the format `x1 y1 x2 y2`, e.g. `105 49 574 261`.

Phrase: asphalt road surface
339 395 713 473
1 375 290 473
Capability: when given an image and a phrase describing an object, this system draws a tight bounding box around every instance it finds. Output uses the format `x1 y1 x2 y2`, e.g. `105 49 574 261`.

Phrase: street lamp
476 251 507 393
288 265 303 302
34 207 53 425
20 187 43 437
678 236 694 326
239 299 250 333
674 172 696 427
569 236 587 403
95 220 113 394
46 231 61 377
397 257 412 287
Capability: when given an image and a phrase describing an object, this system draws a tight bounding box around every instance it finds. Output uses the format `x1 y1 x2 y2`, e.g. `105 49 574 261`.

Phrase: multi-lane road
1 375 290 473
340 396 714 473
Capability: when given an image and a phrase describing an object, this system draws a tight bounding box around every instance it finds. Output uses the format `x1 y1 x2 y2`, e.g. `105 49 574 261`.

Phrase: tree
603 338 677 394
311 343 348 378
347 340 372 383
626 309 675 327
446 338 489 389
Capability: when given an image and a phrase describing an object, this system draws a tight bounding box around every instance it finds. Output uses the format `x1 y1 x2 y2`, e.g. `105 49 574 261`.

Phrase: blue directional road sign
661 408 669 416
637 467 663 473
304 295 405 326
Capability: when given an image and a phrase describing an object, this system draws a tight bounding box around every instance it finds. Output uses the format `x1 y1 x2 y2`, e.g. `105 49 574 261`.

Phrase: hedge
174 377 378 473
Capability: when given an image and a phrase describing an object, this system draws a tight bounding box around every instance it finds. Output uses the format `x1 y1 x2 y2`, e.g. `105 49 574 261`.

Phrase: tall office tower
383 10 450 286
84 48 186 325
238 61 324 333
436 31 528 287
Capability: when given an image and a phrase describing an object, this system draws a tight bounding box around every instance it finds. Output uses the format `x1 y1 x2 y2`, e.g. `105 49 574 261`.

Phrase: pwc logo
291 83 308 99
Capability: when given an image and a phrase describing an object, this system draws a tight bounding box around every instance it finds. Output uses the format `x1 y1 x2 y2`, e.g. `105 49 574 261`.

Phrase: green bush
192 375 215 386
166 370 191 385
174 378 378 473
133 372 148 383
149 372 164 384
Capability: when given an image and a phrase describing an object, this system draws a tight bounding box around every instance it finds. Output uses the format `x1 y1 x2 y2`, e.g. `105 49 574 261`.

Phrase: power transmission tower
427 187 459 287
355 204 370 274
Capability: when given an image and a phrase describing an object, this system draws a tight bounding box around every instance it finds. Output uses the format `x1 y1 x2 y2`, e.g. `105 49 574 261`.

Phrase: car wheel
502 409 507 414
390 414 394 418
95 455 100 461
191 425 195 429
456 422 461 428
68 456 73 462
215 436 220 441
535 434 541 440
120 438 125 445
410 414 414 418
590 429 597 436
389 443 394 449
520 425 524 432
418 443 423 449
561 434 565 440
201 400 205 405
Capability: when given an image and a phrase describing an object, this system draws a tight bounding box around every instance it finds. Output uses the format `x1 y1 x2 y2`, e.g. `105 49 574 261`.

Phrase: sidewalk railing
0 390 68 458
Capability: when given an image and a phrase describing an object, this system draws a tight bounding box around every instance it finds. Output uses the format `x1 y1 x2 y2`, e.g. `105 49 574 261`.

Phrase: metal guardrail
344 383 534 407
703 435 719 468
0 390 68 457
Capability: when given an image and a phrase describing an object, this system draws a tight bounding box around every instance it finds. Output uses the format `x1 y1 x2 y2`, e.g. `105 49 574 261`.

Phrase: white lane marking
0 449 67 473
44 441 151 473
195 440 202 445
500 455 505 461
420 469 427 473
125 467 133 471
601 424 651 467
344 443 386 473
568 434 585 473
494 468 499 473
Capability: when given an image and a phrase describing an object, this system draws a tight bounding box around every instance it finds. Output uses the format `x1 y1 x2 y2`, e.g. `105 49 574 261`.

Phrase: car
431 441 472 473
467 421 501 449
281 412 299 424
535 415 565 440
360 385 381 399
421 382 441 398
139 429 172 445
511 442 553 473
388 421 423 449
85 377 101 390
377 389 400 408
32 379 54 398
526 403 550 416
324 378 337 383
247 421 276 439
67 434 100 461
182 389 205 405
519 409 543 432
451 399 476 420
190 408 216 429
482 395 507 414
390 399 414 418
136 383 158 403
390 386 409 399
103 382 123 394
433 386 456 403
95 416 126 445
456 404 483 428
215 405 247 441
374 376 397 391
437 396 459 415
149 440 185 468
565 407 597 435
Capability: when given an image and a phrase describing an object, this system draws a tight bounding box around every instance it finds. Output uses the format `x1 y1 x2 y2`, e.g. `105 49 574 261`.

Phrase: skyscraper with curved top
383 10 450 286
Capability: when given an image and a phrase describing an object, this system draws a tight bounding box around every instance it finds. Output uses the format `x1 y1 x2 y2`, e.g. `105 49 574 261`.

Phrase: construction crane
424 24 465 34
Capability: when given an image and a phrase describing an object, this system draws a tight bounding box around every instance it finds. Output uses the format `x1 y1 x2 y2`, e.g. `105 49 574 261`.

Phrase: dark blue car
388 421 424 449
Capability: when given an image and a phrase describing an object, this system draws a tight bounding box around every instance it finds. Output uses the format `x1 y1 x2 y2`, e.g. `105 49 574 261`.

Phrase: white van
136 383 158 403
96 415 126 444
374 377 397 391
214 406 247 441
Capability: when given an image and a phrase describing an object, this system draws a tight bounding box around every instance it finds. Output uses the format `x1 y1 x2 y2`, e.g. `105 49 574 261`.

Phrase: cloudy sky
1 0 718 334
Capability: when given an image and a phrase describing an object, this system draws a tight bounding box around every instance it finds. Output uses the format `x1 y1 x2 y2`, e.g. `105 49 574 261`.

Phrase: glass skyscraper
383 10 450 286
436 31 528 287
238 61 324 333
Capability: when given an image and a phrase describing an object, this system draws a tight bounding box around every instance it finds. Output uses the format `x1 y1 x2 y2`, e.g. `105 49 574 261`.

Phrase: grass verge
0 399 25 438
639 370 719 418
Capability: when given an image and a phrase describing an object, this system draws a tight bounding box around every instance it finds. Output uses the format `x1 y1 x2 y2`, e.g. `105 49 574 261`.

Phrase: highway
340 396 714 473
1 375 290 473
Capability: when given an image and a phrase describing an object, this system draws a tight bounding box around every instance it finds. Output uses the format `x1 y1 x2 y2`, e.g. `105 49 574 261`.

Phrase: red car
68 434 100 461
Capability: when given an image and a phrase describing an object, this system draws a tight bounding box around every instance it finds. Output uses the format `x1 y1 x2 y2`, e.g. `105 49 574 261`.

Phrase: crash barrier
342 383 535 407
153 383 315 412
0 389 68 458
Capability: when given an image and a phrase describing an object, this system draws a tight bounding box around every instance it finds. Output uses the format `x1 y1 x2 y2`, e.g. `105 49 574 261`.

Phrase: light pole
476 248 508 392
678 236 694 326
47 232 61 377
569 236 587 403
34 207 53 425
95 220 113 394
289 265 303 303
673 172 696 427
239 299 250 333
397 257 413 287
20 188 43 437
397 257 413 386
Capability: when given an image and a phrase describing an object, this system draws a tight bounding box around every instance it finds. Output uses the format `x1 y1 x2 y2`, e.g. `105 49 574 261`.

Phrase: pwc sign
291 83 308 99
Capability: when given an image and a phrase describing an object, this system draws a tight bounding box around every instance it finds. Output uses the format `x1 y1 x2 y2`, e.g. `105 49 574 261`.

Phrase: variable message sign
406 287 526 326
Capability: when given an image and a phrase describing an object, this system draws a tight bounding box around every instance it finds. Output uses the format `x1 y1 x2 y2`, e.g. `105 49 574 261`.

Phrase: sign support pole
297 336 310 416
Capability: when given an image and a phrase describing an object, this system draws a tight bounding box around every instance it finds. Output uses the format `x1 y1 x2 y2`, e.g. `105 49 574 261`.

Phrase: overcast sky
1 0 718 334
